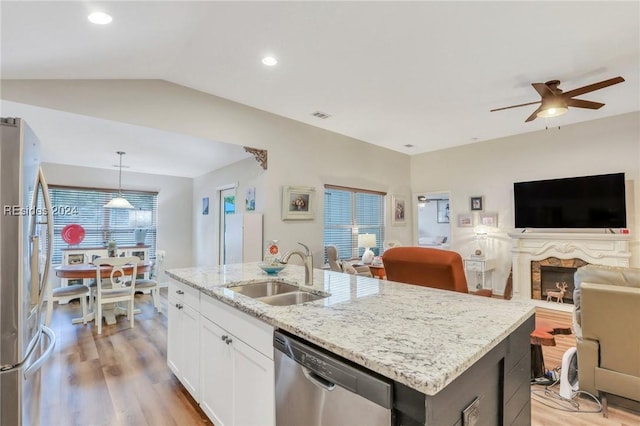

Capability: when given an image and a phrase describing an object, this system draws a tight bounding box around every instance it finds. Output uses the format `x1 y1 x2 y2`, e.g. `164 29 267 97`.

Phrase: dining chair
93 256 139 334
45 280 90 326
127 259 161 313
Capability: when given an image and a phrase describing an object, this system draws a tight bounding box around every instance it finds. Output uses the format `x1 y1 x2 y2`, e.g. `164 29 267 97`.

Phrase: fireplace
509 232 631 307
530 257 588 304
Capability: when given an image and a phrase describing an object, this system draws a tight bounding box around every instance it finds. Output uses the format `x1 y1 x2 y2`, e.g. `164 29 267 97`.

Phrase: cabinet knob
225 337 232 345
176 290 184 295
175 303 183 310
221 335 229 342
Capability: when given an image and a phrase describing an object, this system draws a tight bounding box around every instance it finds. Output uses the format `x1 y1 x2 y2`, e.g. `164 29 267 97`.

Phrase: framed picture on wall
480 212 498 227
282 186 315 220
391 195 407 225
245 187 256 211
470 196 484 211
458 213 473 227
202 197 209 215
437 200 450 223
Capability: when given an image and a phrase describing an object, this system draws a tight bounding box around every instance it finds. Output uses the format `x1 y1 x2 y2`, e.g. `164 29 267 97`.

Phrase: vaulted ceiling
2 1 638 176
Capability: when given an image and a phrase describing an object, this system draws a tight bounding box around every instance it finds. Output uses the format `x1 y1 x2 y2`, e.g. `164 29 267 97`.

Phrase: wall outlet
462 397 480 426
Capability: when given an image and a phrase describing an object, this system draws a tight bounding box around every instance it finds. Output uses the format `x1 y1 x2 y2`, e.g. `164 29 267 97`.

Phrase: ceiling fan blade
525 105 543 122
490 101 540 112
566 98 605 110
562 76 625 98
532 82 554 97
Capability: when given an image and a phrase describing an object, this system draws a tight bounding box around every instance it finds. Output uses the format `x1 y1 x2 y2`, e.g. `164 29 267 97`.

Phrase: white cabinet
167 280 200 400
464 257 496 290
199 317 234 425
61 245 149 286
224 213 263 264
199 293 274 426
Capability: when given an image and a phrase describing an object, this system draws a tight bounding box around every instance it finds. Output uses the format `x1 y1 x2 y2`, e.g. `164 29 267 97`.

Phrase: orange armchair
382 246 469 293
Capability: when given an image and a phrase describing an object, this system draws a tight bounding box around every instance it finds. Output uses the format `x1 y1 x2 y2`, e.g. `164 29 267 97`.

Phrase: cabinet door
200 317 234 426
180 303 200 400
233 337 275 426
166 297 181 377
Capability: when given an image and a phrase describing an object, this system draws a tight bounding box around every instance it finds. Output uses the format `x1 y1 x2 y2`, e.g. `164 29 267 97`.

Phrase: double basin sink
227 281 329 306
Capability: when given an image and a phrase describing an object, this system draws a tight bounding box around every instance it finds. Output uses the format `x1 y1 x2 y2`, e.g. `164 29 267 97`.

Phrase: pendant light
104 151 134 209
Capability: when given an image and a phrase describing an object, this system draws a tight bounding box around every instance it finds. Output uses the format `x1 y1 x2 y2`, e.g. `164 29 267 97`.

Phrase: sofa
573 264 640 409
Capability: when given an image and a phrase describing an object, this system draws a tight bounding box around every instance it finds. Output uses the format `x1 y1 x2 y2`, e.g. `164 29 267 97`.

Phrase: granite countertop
166 262 535 396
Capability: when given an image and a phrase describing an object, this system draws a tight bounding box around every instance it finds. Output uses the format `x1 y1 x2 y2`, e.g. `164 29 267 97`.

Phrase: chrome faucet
279 242 314 286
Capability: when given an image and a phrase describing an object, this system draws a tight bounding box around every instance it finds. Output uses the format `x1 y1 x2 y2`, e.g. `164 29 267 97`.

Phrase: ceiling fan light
537 106 568 118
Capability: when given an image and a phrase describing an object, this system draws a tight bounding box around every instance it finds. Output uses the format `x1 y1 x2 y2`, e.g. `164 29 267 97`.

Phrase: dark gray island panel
394 315 534 425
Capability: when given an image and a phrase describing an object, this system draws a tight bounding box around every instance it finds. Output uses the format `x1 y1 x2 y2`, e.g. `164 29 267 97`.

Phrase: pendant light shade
105 151 134 209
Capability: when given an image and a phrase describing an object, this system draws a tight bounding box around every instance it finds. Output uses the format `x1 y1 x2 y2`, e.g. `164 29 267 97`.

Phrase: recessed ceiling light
88 12 112 25
403 144 414 148
262 56 278 66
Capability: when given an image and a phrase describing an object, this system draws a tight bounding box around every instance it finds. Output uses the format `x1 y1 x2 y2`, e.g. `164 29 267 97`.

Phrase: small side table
464 257 496 291
368 265 386 279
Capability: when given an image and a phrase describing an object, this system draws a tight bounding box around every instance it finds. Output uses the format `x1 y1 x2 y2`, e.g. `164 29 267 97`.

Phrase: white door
233 338 275 426
180 303 200 399
200 317 234 426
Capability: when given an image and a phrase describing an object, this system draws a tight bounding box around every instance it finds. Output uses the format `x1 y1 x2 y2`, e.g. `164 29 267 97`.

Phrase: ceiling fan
491 76 625 122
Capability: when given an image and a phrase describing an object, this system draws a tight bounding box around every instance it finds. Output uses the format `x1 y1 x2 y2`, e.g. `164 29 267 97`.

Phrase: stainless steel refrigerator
0 117 56 425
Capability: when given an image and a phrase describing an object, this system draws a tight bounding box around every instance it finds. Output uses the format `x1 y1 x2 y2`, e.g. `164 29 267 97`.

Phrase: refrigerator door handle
23 325 56 379
36 167 54 310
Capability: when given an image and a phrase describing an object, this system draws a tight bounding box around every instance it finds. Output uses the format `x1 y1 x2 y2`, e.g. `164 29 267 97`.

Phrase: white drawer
466 261 483 271
168 279 200 308
200 293 274 359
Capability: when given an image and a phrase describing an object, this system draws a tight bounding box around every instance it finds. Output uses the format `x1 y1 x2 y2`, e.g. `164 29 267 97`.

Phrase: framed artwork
470 196 484 211
479 212 498 227
458 213 473 228
391 195 407 225
282 186 315 220
245 187 256 211
437 200 450 223
202 197 209 215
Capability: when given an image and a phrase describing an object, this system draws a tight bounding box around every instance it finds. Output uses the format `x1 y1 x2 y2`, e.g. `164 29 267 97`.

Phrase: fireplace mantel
509 232 631 303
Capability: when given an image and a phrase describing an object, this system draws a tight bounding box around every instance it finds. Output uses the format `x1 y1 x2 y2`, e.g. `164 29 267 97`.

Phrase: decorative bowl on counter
258 263 286 275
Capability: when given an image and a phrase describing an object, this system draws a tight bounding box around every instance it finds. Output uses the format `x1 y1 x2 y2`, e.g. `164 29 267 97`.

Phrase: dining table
54 260 153 325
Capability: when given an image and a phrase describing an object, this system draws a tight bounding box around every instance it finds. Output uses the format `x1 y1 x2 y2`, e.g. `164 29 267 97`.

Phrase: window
323 185 385 262
49 186 158 264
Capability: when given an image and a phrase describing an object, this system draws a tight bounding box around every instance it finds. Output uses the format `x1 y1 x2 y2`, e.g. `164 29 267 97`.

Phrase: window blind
324 186 385 263
49 186 158 264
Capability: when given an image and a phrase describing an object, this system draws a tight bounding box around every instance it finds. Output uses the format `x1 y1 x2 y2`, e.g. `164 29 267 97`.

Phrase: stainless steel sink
258 291 327 306
227 281 299 298
226 281 329 306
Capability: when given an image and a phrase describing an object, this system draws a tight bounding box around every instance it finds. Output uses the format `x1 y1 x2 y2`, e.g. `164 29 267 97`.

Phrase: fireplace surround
509 232 631 308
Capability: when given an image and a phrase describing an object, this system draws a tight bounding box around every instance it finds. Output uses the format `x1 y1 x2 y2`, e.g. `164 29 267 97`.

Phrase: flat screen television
514 173 626 229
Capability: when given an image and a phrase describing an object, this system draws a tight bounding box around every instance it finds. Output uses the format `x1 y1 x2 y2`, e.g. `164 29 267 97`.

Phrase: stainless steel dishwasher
274 331 392 426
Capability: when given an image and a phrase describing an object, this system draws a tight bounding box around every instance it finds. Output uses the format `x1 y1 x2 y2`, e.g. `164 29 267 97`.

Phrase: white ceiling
1 1 639 173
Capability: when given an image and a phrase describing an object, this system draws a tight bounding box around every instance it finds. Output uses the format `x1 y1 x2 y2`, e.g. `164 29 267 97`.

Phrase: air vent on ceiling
311 111 331 119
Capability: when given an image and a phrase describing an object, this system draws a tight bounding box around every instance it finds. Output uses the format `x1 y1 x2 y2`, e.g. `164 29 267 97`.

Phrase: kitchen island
166 262 535 425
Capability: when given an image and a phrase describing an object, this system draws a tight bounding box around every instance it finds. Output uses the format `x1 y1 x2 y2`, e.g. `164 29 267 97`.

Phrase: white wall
41 162 193 271
193 157 265 266
4 80 413 267
410 111 640 294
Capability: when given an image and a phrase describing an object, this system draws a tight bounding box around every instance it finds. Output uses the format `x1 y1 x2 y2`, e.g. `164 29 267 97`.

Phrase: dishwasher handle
302 366 336 391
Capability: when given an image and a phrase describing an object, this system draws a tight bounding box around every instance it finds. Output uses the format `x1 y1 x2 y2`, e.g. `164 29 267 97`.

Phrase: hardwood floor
41 289 209 426
531 307 640 425
42 295 640 425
